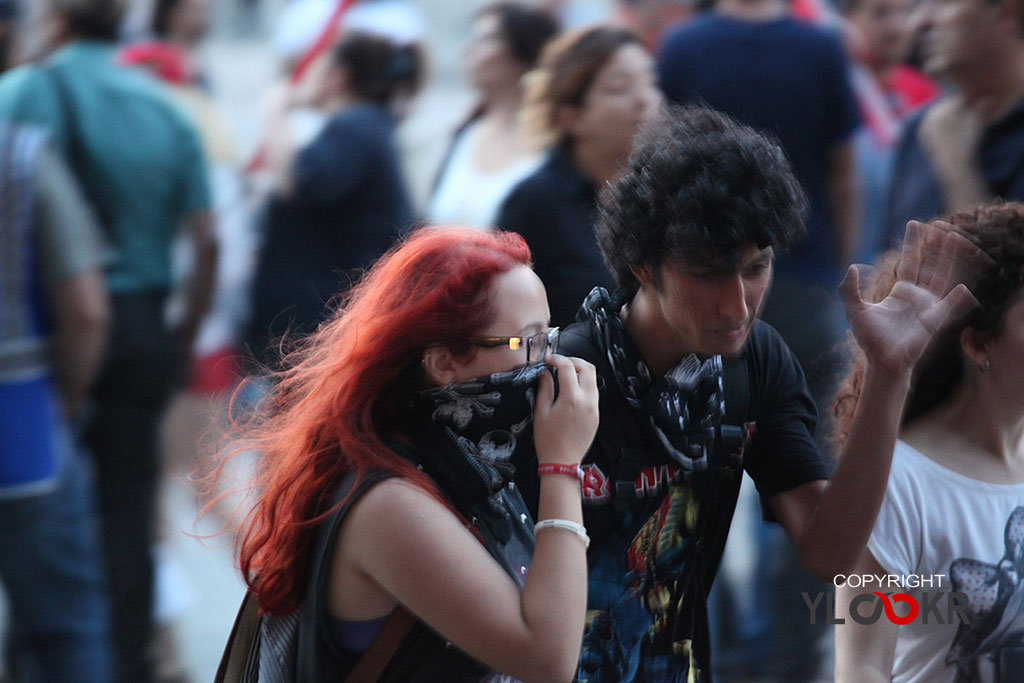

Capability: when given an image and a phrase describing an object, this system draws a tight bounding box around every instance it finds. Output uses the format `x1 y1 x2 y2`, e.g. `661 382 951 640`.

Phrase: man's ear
630 264 655 287
960 326 990 371
422 346 457 386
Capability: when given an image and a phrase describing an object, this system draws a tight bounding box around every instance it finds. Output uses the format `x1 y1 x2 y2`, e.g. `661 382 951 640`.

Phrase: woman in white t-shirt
428 3 559 229
833 202 1024 683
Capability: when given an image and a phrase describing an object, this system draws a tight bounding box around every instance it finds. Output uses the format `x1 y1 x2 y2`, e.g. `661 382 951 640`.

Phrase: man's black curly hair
595 104 808 293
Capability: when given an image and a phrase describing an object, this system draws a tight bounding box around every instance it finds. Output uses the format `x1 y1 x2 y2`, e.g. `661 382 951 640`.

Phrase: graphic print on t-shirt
946 506 1024 682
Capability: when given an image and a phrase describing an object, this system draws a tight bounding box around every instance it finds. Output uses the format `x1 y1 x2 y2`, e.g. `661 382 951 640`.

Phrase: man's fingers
941 283 981 321
897 220 925 284
838 263 864 313
918 220 995 300
927 224 962 294
921 283 981 335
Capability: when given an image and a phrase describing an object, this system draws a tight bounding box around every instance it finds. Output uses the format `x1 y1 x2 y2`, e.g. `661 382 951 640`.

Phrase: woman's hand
840 219 985 378
533 354 599 466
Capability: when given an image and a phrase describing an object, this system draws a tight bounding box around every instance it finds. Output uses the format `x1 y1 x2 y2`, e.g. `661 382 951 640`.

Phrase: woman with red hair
226 226 597 681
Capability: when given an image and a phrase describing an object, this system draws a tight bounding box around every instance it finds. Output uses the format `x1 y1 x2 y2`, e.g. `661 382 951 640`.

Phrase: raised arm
834 550 899 683
330 354 598 682
772 219 982 579
173 210 218 360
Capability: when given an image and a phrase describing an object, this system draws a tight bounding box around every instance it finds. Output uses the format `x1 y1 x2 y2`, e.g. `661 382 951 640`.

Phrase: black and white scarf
579 287 729 474
403 363 547 582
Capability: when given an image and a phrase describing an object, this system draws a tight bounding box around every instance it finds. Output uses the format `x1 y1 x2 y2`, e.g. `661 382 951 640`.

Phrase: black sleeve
882 112 928 250
821 31 861 145
293 115 373 206
741 322 829 521
494 175 561 289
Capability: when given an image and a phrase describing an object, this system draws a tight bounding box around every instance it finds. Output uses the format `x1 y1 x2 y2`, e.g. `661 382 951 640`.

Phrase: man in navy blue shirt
883 0 1024 247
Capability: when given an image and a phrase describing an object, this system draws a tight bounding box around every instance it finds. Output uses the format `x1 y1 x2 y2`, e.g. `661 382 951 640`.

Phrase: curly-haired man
514 105 982 681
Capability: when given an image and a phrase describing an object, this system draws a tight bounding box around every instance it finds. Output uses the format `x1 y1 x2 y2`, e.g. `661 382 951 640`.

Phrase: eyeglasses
469 327 560 364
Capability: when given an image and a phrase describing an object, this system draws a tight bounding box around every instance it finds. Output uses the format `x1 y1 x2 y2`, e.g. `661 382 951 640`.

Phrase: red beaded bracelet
537 463 584 481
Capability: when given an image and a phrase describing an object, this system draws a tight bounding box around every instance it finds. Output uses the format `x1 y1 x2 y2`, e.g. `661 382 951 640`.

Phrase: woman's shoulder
320 104 396 144
344 476 457 539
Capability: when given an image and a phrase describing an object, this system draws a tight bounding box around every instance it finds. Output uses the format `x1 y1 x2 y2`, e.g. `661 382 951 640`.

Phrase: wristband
537 463 584 481
534 518 590 549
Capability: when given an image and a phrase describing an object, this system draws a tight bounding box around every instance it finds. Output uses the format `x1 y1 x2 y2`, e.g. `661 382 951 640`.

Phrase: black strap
214 591 260 683
45 66 115 233
215 472 419 683
721 353 751 454
344 607 416 683
559 324 752 507
298 470 410 682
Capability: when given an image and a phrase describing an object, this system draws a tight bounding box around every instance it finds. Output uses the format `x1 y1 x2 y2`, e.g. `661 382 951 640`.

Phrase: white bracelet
534 518 590 549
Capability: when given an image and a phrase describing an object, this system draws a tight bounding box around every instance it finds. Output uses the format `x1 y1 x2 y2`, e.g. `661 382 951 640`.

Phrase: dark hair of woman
477 1 559 69
54 0 125 41
330 30 424 107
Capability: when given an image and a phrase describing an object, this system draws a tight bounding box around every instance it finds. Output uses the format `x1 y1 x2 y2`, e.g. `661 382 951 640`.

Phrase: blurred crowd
2 0 1023 681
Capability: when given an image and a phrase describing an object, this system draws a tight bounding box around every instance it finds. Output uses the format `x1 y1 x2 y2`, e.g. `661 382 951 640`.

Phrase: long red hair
228 227 532 614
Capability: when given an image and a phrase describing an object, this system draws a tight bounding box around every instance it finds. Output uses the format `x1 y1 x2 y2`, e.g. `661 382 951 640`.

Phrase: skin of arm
834 550 899 682
48 269 109 418
770 220 981 580
173 210 218 360
329 354 597 682
828 138 861 269
34 144 109 417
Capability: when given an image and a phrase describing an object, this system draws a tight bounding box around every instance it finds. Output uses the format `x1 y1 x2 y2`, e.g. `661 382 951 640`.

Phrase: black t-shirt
247 105 412 357
518 298 827 681
658 13 860 286
494 147 615 327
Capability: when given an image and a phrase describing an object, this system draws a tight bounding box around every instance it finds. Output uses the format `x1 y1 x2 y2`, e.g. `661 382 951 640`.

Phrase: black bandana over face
579 287 736 474
417 362 545 480
403 363 546 586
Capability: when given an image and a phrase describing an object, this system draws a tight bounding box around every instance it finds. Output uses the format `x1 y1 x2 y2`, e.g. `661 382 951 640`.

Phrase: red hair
227 227 532 614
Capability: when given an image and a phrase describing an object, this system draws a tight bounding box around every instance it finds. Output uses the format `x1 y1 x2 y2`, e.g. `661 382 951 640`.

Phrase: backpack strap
45 66 115 233
721 353 752 455
214 590 260 683
344 607 417 683
297 470 421 682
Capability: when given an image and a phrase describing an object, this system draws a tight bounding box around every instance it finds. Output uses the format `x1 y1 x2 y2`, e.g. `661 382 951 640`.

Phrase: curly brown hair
832 201 1024 450
595 104 807 294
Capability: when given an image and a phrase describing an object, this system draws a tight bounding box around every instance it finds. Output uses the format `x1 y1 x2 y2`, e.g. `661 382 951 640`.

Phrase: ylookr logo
803 574 971 626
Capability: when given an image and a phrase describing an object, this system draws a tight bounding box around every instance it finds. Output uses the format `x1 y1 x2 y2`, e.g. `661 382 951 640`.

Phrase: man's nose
717 274 748 322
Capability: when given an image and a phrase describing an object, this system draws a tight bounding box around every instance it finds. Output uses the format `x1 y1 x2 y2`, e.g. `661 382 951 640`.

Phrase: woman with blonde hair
495 25 662 326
